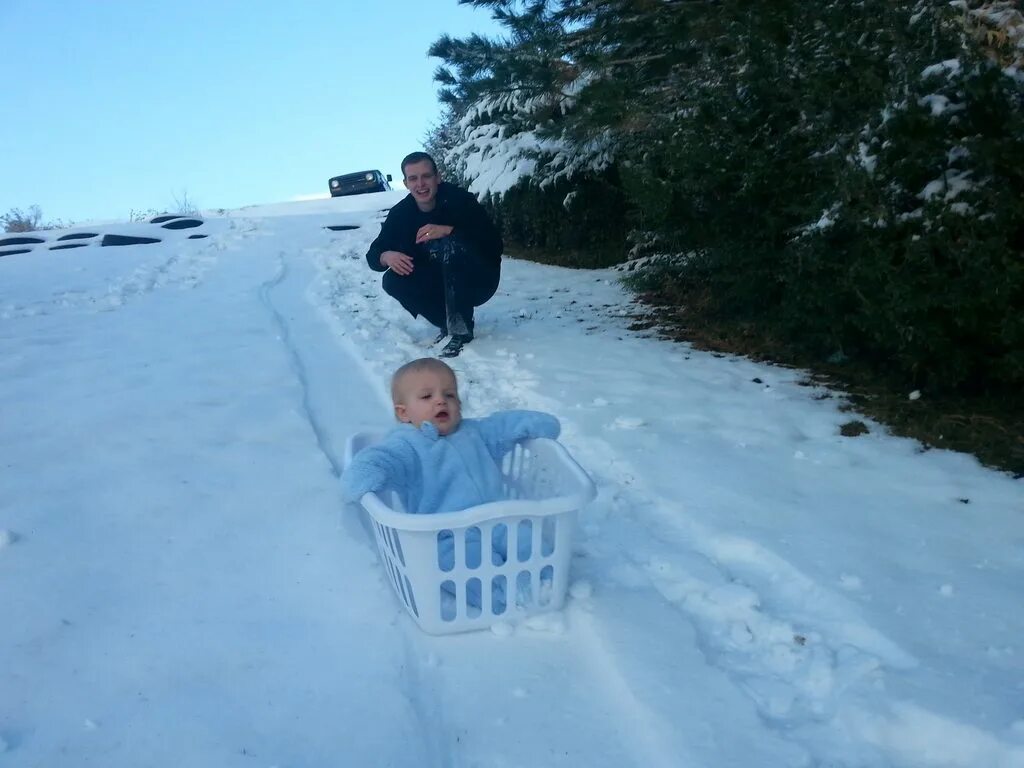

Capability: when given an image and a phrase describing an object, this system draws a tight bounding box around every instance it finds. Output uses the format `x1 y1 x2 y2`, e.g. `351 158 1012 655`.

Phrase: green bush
621 1 1024 395
488 172 630 268
436 0 1024 395
789 47 1024 394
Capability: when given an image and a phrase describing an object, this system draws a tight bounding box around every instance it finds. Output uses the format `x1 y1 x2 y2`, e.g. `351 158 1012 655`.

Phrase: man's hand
415 224 453 244
381 250 414 275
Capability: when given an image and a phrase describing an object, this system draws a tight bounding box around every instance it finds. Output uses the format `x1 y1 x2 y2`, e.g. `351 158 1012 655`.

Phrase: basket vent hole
491 576 507 615
386 559 400 591
539 565 554 606
517 520 533 562
542 517 556 556
404 575 419 617
392 528 406 566
465 526 482 569
491 523 508 565
437 530 455 572
398 568 411 605
516 571 533 608
440 581 457 622
466 578 482 618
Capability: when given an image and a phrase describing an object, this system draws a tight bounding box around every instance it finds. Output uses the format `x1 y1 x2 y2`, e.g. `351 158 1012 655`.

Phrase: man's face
394 368 462 436
403 160 440 210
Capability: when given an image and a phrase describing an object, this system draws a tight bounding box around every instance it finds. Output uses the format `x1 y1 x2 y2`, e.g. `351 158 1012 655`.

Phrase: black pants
382 237 500 336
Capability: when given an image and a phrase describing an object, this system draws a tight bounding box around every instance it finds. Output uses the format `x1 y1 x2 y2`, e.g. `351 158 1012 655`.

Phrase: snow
918 169 975 202
922 59 963 80
448 78 614 199
801 204 841 234
453 124 614 199
858 141 879 174
1 193 1022 768
917 93 965 117
457 123 545 197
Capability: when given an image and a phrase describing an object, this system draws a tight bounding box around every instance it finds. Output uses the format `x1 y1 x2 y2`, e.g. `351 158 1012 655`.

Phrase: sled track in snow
396 634 457 768
304 236 699 768
259 248 458 768
259 225 1024 767
258 225 811 767
258 253 342 479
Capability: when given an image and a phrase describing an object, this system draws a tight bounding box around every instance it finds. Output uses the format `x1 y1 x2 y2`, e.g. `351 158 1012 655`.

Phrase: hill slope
1 194 1021 767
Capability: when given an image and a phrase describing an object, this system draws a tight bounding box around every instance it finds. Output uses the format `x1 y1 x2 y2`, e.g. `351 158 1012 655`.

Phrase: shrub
487 172 630 268
2 205 47 233
170 190 199 217
790 21 1024 394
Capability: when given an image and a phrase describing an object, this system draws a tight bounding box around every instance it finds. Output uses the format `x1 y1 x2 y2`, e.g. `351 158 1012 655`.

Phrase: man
365 152 503 358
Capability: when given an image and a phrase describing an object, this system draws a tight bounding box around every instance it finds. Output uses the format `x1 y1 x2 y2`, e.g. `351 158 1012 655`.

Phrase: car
328 169 393 197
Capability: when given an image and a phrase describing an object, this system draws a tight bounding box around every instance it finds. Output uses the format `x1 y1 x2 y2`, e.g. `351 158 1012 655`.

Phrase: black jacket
365 182 503 272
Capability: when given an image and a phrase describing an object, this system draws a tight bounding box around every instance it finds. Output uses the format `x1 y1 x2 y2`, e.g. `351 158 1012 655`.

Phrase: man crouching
365 152 503 358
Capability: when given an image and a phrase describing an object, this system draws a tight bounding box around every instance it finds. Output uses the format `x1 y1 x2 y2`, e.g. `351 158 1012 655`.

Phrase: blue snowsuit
343 410 561 612
342 410 561 513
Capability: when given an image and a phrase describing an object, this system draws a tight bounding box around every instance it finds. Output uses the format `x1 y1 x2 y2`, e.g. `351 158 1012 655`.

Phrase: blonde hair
390 358 457 403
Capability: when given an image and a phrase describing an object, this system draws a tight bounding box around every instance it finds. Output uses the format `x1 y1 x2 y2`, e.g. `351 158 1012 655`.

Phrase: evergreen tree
797 0 1024 392
435 0 1024 392
430 1 627 264
423 106 465 182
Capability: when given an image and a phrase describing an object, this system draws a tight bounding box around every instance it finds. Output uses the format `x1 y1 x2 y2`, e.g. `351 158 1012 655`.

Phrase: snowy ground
1 191 1021 768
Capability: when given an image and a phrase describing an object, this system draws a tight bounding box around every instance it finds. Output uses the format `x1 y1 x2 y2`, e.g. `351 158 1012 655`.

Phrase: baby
341 358 560 514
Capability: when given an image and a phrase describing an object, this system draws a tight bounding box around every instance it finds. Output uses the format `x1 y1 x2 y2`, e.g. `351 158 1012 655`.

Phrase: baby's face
394 368 462 436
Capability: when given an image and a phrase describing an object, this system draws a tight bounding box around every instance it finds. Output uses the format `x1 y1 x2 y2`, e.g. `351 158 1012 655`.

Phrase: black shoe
439 334 472 358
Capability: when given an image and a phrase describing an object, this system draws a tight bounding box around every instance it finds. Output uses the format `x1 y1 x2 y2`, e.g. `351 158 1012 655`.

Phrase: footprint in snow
609 416 646 430
569 580 593 599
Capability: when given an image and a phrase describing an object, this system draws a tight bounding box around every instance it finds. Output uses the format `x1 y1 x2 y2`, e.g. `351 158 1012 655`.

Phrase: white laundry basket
344 433 596 635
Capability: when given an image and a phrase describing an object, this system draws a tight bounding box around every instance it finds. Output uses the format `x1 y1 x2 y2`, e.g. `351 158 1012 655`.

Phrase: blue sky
1 1 499 224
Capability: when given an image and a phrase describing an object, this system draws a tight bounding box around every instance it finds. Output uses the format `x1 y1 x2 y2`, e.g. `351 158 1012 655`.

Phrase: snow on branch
446 72 615 199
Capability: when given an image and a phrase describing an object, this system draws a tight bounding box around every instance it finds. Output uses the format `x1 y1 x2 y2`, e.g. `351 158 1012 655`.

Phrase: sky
0 1 499 224
1 193 1022 767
